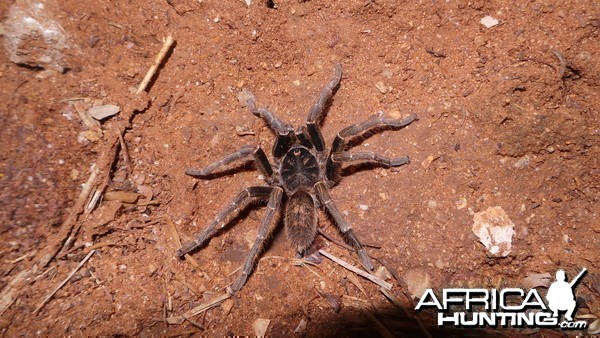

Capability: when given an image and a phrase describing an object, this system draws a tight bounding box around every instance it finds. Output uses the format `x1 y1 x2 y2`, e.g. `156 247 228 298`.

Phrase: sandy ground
0 0 598 336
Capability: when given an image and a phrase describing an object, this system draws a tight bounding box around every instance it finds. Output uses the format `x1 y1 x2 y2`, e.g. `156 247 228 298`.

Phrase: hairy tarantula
177 64 417 294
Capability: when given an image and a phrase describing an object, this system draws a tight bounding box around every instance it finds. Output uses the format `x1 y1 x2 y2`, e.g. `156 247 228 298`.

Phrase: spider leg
229 187 283 293
307 63 342 125
245 90 295 158
332 151 410 167
185 145 274 178
176 186 274 257
306 63 342 152
327 113 417 181
314 181 374 271
246 91 291 135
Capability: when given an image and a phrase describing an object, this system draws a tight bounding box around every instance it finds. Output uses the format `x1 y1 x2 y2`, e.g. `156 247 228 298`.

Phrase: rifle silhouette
569 268 587 288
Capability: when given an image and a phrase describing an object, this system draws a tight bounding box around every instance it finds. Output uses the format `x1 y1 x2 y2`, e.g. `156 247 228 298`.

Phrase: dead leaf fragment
104 191 140 204
318 290 341 313
374 266 392 281
221 298 234 316
91 200 122 228
88 104 121 120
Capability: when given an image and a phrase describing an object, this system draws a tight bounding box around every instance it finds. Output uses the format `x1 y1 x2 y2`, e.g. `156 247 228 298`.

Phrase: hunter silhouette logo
546 268 586 322
415 268 589 329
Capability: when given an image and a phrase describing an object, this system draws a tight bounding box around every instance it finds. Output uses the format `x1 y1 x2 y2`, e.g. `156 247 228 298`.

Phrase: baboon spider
177 64 417 294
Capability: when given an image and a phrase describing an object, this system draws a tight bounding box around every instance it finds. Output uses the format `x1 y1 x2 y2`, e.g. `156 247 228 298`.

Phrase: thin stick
166 292 231 325
38 163 101 267
116 126 132 169
136 35 175 94
34 249 96 315
318 249 392 290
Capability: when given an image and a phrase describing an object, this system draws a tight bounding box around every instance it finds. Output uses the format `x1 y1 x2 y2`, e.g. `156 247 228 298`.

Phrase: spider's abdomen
280 146 320 192
284 190 317 254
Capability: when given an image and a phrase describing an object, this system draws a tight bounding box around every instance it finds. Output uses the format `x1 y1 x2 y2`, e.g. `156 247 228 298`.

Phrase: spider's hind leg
229 187 283 293
176 186 273 257
314 181 374 271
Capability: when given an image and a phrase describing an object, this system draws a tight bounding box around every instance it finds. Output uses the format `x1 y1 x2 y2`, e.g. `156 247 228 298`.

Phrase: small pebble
480 15 499 28
455 198 467 210
375 81 388 94
358 204 369 211
474 36 486 47
294 319 307 333
86 35 100 48
513 155 530 169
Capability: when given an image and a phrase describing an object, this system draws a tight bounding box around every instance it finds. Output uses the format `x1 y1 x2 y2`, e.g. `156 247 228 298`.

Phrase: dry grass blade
346 272 369 299
34 249 96 315
165 216 202 272
318 249 392 290
167 293 231 325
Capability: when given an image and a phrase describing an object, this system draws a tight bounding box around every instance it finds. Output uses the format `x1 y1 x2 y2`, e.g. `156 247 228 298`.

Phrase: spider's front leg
314 181 374 271
186 145 273 179
306 63 342 152
327 113 417 182
244 90 295 158
229 187 283 294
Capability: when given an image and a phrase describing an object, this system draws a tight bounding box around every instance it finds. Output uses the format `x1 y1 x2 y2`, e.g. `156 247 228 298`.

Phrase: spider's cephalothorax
177 64 417 294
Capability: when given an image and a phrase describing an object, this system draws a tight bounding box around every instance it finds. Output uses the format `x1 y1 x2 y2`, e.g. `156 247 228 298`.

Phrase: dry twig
166 293 231 325
318 249 392 290
136 35 175 94
34 249 96 315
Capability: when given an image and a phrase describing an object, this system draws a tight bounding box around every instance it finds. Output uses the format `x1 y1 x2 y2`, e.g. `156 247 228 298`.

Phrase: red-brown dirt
0 0 598 336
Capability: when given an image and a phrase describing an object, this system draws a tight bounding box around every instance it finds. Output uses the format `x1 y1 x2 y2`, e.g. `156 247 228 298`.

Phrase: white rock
480 15 500 28
472 206 515 257
3 0 72 71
